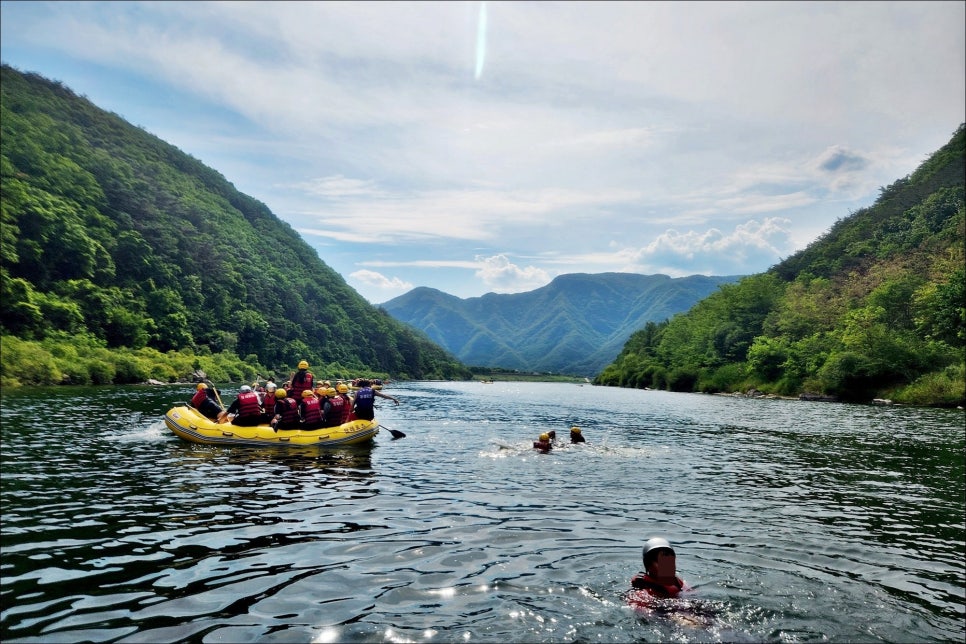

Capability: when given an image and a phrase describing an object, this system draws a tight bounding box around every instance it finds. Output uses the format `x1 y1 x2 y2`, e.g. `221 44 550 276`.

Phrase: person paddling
351 379 399 421
190 383 223 420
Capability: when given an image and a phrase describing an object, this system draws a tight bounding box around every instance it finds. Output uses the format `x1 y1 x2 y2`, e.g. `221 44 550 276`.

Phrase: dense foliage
381 273 740 376
597 125 965 406
0 65 471 385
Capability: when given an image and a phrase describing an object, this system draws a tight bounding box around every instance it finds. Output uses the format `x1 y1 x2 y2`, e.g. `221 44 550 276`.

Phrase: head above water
642 537 675 567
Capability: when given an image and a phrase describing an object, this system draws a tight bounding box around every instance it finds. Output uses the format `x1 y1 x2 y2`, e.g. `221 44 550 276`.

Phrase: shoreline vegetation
3 334 960 410
0 334 396 389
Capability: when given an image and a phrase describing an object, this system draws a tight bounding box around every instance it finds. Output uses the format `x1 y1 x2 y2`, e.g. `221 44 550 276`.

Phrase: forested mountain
598 124 965 406
380 273 740 376
0 65 471 383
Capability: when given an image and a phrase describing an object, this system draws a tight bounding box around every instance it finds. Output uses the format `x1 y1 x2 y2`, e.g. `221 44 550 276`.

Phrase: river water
1 381 963 643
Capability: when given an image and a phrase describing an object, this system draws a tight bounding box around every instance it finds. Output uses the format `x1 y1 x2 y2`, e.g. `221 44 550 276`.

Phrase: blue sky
2 1 963 303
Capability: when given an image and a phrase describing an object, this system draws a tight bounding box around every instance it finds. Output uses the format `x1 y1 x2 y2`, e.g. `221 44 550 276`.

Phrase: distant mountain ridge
380 273 742 375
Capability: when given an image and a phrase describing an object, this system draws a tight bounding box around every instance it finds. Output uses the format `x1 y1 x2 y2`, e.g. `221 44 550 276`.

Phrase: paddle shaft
205 379 225 409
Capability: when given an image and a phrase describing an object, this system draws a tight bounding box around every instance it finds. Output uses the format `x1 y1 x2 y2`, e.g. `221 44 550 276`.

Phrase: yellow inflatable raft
164 405 380 447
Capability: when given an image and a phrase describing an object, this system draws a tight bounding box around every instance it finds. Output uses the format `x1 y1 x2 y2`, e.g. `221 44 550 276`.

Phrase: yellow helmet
327 387 337 396
337 383 348 394
196 383 207 390
539 433 550 441
298 360 309 369
275 388 287 398
571 426 581 434
302 389 315 398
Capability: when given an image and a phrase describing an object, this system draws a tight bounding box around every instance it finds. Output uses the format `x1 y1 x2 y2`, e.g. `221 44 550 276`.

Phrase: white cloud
628 218 794 275
348 269 413 293
292 182 644 245
474 255 551 293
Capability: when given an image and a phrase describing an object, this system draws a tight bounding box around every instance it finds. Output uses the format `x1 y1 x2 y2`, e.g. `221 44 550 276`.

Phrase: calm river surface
1 381 963 643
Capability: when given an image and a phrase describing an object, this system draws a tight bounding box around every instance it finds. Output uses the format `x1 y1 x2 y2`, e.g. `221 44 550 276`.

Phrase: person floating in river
628 537 691 608
190 383 223 420
570 426 586 443
351 379 399 421
533 431 556 452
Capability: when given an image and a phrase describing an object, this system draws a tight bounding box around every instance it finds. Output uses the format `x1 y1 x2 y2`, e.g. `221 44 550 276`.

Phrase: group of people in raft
189 360 399 431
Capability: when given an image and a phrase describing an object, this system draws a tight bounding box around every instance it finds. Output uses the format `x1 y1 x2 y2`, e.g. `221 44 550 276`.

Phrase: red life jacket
191 389 208 408
236 390 261 417
338 394 353 424
325 395 347 426
275 397 300 427
262 393 278 412
290 371 315 399
299 396 322 424
629 573 686 598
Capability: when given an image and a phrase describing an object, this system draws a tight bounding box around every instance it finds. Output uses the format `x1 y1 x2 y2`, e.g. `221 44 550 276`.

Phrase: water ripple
1 383 963 642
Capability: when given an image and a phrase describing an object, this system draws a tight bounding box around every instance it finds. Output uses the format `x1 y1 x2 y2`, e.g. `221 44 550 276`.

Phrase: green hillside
597 124 965 407
381 273 740 375
0 65 471 385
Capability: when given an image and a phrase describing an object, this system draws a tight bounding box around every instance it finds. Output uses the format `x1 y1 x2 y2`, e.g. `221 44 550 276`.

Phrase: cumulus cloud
348 269 413 293
474 255 551 293
626 218 794 275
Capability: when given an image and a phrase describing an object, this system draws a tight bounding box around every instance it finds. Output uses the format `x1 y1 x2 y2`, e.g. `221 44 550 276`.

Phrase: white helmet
642 537 674 564
266 381 277 392
239 385 252 393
